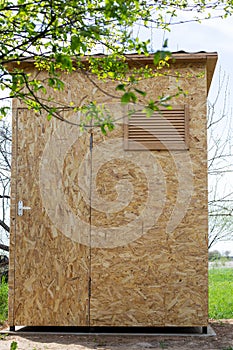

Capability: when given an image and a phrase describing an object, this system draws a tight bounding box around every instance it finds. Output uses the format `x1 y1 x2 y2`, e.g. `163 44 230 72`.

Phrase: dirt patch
0 320 232 350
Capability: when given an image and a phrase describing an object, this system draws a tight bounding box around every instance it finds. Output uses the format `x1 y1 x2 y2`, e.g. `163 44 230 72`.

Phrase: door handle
18 200 31 216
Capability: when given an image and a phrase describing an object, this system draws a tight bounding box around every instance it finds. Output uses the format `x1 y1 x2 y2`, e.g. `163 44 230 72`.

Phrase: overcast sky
166 15 233 91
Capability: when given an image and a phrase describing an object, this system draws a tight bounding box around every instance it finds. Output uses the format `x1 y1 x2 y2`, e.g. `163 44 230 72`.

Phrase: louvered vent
124 105 189 151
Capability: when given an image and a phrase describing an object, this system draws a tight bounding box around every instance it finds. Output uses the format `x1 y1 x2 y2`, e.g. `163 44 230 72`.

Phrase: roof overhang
6 51 218 95
122 51 218 95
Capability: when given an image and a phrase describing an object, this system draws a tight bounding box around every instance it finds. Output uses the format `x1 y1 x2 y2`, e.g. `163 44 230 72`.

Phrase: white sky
165 15 233 89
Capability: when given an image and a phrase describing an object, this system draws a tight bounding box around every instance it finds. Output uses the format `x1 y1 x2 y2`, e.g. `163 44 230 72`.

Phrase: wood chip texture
9 59 210 328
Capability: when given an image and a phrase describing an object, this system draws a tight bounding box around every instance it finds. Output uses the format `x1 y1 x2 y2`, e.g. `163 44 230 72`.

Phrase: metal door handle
18 200 31 216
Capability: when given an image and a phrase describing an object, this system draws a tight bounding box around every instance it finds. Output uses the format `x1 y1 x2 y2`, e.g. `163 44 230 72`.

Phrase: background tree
208 250 221 261
0 119 10 253
1 0 233 124
208 71 233 249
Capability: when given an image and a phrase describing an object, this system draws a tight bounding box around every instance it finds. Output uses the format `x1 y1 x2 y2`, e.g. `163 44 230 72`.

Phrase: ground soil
0 320 232 350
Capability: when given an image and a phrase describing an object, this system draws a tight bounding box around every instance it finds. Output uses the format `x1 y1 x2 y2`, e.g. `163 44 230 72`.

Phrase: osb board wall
9 60 209 327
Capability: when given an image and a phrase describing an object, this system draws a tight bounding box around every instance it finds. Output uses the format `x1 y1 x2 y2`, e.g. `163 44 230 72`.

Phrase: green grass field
209 267 233 319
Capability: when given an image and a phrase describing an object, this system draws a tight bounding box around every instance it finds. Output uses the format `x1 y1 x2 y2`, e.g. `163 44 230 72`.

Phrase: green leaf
129 92 137 103
121 92 131 104
107 122 115 132
71 35 81 52
48 78 55 87
159 95 172 102
143 107 154 118
121 92 137 104
163 39 168 48
116 84 126 91
0 106 10 119
153 51 161 66
10 341 18 350
153 50 171 66
144 100 160 116
100 124 107 135
134 88 146 96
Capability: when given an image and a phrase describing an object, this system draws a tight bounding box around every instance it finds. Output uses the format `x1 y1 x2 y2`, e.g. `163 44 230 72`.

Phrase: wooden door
10 109 90 326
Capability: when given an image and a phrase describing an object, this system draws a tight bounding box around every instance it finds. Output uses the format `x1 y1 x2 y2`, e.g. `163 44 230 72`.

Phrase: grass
0 278 8 324
209 268 233 319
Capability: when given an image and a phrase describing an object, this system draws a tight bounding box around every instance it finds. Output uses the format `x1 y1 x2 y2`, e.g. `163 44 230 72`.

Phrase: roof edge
6 51 218 94
124 52 218 94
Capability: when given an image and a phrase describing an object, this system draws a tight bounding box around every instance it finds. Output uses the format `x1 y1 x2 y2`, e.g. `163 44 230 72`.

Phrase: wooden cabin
9 52 217 330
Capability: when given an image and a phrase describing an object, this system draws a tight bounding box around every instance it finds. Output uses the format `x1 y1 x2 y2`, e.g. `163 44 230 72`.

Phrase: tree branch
0 243 9 252
0 220 10 233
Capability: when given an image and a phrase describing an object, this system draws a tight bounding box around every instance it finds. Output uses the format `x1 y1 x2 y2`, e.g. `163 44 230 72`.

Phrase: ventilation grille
124 105 189 151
